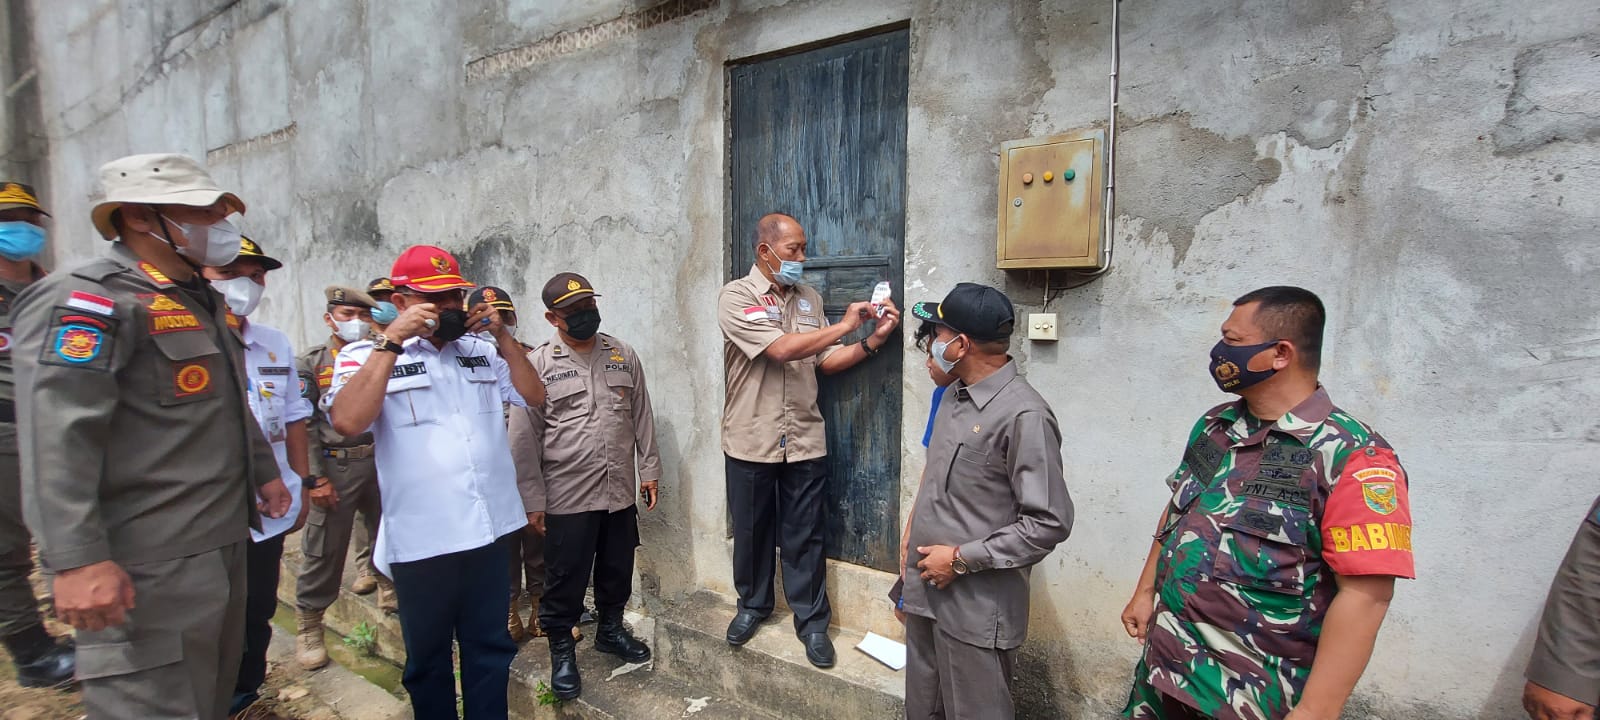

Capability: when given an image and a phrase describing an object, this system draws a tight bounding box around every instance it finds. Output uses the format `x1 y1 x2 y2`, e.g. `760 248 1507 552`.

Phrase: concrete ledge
654 590 905 719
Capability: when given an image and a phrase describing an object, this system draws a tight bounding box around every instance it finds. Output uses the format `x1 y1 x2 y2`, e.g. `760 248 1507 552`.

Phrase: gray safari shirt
13 244 278 570
901 360 1075 650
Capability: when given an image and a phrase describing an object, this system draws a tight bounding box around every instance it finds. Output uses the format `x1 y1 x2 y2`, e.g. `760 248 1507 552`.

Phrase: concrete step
265 623 410 720
508 614 777 719
653 590 906 720
278 540 774 718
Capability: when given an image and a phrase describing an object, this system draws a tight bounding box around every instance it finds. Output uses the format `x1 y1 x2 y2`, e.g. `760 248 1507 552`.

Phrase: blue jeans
390 537 516 720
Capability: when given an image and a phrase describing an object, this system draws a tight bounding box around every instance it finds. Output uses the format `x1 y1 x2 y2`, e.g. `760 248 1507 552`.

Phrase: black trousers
390 538 517 720
235 533 285 699
725 455 832 635
539 506 638 635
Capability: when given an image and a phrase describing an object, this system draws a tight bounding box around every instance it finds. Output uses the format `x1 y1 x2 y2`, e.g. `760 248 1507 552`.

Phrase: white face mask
333 317 369 343
163 215 242 266
931 335 965 375
213 276 265 316
503 323 516 338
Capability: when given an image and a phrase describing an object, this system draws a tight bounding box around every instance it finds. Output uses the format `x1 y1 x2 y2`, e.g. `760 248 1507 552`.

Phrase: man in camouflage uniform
294 285 395 670
1121 286 1415 720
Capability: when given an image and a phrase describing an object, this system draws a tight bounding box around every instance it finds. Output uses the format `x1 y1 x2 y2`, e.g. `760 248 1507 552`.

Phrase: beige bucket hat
90 153 246 240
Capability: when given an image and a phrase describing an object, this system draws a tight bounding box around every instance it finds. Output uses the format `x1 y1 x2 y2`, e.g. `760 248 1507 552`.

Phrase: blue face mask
761 245 804 286
370 300 399 325
0 221 46 261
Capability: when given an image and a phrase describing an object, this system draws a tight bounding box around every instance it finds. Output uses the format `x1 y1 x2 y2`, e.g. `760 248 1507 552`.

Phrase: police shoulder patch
41 307 118 371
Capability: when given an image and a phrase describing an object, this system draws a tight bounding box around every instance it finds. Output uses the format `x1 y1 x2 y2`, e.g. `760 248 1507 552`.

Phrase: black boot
4 624 75 689
593 610 650 663
547 632 582 700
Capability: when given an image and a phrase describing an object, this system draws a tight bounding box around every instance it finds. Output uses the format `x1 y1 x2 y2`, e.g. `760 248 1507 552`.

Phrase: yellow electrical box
996 129 1105 269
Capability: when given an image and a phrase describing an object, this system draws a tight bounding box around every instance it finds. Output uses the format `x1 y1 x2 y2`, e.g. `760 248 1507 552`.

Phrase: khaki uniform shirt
901 360 1074 650
509 333 661 515
717 266 840 463
297 338 374 478
13 244 278 570
1527 494 1600 705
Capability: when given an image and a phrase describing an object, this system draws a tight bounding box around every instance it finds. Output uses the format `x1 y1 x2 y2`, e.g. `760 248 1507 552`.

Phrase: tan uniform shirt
1527 494 1600 705
509 333 661 515
717 265 840 463
901 360 1075 650
297 338 375 478
13 244 278 570
0 264 45 406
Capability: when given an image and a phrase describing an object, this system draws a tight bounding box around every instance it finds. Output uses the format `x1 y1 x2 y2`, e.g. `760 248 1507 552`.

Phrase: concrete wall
24 1 1600 717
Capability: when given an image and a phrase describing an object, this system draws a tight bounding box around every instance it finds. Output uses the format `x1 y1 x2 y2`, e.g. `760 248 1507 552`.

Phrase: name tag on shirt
456 355 491 369
259 365 292 376
796 315 820 327
390 362 428 379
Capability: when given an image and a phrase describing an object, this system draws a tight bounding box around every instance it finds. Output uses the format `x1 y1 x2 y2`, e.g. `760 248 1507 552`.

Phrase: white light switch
1028 313 1058 342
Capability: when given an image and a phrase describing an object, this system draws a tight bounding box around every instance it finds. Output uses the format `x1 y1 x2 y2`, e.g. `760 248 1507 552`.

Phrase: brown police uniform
716 265 840 635
294 329 383 614
14 243 279 719
509 332 662 636
1526 494 1600 707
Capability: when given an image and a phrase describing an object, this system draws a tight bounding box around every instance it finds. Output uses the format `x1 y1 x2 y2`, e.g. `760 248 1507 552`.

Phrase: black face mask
563 308 601 341
1209 338 1282 393
433 309 470 342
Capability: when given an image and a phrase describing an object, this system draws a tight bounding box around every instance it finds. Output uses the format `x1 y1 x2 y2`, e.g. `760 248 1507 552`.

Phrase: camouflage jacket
1125 387 1415 720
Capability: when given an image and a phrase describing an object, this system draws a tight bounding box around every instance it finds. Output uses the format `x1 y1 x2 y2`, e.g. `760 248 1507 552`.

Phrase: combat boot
376 576 398 613
593 610 650 663
507 593 527 643
3 624 75 689
547 632 582 700
295 608 329 670
350 564 378 595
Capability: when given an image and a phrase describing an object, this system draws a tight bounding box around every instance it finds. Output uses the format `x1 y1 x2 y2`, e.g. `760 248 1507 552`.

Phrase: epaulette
66 257 125 283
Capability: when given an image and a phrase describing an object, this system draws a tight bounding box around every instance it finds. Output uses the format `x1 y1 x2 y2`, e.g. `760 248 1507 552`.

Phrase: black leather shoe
4 626 75 689
594 611 651 663
725 610 765 646
547 633 582 700
802 632 835 669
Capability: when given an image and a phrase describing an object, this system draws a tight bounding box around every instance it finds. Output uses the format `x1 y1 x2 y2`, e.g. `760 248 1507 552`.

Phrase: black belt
0 399 14 424
322 444 375 460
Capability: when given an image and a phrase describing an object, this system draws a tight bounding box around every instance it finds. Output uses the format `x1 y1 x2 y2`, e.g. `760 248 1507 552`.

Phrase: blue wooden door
728 28 909 572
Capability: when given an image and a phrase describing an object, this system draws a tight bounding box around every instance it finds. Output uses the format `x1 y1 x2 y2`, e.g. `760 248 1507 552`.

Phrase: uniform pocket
604 371 634 413
151 331 223 407
547 378 590 423
942 444 990 494
1211 500 1311 596
74 633 184 680
303 509 329 559
462 370 499 413
384 364 437 427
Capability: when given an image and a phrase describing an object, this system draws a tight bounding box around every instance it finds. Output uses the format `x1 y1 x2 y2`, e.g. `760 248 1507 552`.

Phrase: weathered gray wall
25 1 1600 717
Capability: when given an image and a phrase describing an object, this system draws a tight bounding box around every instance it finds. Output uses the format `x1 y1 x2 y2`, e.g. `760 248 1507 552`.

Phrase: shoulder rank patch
41 309 117 371
317 365 334 388
225 311 242 331
137 262 174 287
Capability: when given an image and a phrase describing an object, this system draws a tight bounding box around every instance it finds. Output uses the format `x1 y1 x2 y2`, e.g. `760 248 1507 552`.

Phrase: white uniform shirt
325 334 529 575
242 321 311 542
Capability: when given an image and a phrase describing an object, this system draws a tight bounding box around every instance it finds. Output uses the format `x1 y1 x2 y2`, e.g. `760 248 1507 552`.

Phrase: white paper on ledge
855 631 907 671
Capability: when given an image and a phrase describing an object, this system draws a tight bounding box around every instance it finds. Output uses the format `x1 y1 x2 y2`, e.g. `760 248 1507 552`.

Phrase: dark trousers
904 613 1016 720
0 427 45 638
235 533 285 700
725 455 832 635
390 538 516 720
539 506 638 635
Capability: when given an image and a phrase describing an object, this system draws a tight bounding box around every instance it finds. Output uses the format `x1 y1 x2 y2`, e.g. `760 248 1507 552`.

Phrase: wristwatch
370 332 404 354
860 337 879 356
952 548 970 576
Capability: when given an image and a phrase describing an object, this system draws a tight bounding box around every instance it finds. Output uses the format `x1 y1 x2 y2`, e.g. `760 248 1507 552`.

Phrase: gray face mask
931 335 964 374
